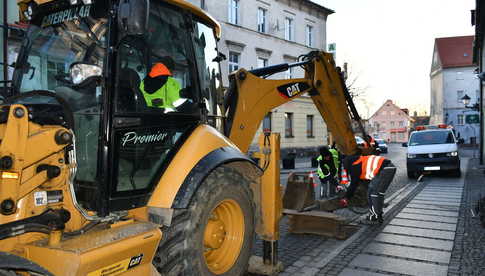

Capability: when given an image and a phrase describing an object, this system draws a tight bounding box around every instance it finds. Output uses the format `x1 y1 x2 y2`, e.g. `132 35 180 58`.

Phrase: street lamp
461 94 479 111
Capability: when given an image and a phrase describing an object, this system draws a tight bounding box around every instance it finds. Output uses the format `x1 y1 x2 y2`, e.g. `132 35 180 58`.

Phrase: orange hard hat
149 63 172 78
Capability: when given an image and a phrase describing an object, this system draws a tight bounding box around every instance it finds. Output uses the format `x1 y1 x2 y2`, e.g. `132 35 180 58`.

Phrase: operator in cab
339 149 396 224
139 62 187 112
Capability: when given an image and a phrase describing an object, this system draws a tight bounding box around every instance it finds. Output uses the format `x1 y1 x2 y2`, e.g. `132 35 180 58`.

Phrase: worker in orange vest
339 149 396 224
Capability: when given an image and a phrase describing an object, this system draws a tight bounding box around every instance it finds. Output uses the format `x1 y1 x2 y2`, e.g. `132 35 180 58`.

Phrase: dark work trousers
367 161 397 221
319 176 339 198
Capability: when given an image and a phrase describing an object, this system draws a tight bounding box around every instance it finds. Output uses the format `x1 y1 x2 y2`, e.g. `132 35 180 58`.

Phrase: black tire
452 169 461 178
0 270 17 276
153 165 255 276
407 170 416 179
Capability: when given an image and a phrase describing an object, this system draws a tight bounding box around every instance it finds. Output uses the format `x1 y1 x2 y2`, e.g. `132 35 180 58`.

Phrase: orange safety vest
352 155 385 180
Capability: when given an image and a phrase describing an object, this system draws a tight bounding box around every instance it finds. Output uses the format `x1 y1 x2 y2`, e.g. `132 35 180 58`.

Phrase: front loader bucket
282 172 315 211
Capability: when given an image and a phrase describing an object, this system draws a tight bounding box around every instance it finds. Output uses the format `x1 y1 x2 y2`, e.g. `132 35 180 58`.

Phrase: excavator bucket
282 172 360 240
282 172 316 211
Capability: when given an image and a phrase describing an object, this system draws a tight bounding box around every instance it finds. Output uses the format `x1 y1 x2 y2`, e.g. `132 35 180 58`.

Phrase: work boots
361 194 384 225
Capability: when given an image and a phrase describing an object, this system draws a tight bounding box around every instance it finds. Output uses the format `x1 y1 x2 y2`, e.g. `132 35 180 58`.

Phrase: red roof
435 36 475 68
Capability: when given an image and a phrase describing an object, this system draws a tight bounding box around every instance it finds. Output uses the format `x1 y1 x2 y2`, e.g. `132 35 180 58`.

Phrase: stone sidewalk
276 157 483 276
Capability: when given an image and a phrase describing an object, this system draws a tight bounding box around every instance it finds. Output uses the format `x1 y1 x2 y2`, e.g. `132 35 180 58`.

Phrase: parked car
375 138 388 153
355 136 365 146
403 125 461 178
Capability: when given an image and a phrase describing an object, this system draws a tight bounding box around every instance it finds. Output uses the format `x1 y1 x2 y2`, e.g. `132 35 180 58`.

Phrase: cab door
108 1 201 211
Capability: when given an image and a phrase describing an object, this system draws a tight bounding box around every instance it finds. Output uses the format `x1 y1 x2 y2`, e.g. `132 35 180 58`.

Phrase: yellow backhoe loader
0 0 372 275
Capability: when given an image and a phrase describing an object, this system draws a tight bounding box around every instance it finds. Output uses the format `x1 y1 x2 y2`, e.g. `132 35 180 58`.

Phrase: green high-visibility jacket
316 155 330 179
329 148 340 172
139 77 181 108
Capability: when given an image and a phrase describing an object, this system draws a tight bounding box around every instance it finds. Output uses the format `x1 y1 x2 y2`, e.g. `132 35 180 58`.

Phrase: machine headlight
70 63 102 85
407 154 416 158
446 151 458 157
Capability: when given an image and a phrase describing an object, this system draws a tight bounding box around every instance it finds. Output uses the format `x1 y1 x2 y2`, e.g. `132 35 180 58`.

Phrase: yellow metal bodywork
0 105 163 275
253 133 282 241
147 124 240 208
228 52 357 156
203 199 245 274
24 222 161 276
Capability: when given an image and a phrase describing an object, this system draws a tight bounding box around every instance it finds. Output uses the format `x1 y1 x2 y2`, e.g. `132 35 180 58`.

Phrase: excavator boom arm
225 51 362 155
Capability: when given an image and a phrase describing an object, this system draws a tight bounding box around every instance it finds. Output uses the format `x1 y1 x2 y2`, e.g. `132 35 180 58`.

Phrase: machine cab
10 0 224 216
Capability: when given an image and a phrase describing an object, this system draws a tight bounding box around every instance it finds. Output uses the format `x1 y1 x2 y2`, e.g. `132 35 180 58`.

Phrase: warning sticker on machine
34 191 47 206
34 190 63 206
87 254 143 276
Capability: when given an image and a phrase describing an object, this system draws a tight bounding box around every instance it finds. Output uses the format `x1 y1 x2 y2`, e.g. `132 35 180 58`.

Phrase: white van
403 125 461 178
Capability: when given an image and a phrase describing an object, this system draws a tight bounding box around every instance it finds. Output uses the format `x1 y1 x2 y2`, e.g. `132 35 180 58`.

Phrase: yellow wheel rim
203 199 245 274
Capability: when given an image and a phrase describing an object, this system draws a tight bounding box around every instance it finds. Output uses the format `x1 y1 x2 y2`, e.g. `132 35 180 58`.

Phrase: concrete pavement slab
364 242 452 263
349 254 448 276
423 187 463 190
420 192 462 196
374 233 454 251
381 225 455 240
338 268 389 276
395 213 458 224
414 197 461 203
389 218 457 231
406 203 459 212
400 207 458 217
410 200 461 207
415 194 462 200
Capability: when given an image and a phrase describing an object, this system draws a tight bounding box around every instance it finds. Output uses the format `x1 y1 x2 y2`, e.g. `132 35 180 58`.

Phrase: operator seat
117 68 146 112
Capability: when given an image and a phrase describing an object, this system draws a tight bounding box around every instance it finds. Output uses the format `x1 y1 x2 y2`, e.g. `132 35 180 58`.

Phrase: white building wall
481 36 485 162
442 66 480 144
430 69 444 124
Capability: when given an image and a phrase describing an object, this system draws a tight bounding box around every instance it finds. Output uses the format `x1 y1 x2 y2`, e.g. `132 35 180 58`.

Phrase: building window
285 112 293 137
229 52 240 73
399 121 404 127
228 0 239 25
201 0 206 10
285 17 294 41
457 90 464 103
263 112 271 132
307 115 314 137
457 114 464 125
306 25 313 47
398 132 404 140
257 7 267 33
257 57 268 68
390 121 395 127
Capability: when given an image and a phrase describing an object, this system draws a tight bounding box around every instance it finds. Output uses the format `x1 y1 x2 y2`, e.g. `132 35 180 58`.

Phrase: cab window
114 1 197 114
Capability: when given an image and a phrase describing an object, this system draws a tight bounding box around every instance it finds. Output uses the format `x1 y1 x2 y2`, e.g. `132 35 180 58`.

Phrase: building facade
368 100 413 143
473 0 485 164
430 36 480 144
186 0 334 155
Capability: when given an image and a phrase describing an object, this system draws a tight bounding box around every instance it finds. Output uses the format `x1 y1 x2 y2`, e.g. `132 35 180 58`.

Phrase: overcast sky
313 0 476 118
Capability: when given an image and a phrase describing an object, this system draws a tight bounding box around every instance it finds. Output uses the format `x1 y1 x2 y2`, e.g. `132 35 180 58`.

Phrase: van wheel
452 169 461 177
407 170 416 179
153 165 255 275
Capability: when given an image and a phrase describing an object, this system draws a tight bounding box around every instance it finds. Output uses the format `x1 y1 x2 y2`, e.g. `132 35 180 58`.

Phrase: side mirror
457 138 464 144
118 0 149 37
70 63 102 85
402 142 408 147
